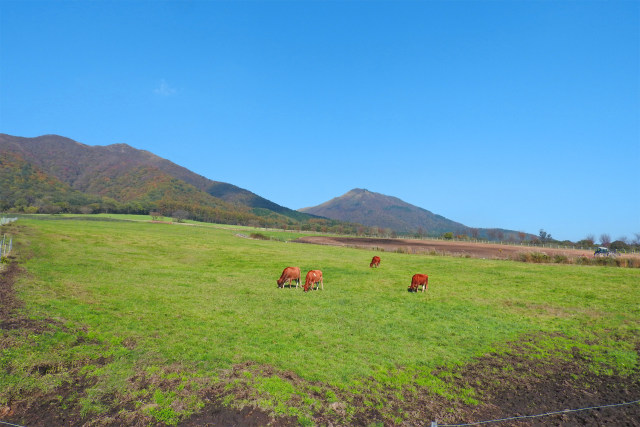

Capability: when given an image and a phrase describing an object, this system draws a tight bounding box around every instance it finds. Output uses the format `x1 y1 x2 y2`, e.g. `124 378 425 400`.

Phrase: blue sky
1 0 638 242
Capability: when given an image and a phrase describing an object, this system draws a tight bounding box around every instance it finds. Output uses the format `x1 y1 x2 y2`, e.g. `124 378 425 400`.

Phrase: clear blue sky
1 0 638 242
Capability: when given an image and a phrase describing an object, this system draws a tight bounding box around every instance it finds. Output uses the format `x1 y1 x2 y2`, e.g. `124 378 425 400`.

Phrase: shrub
530 252 550 263
250 232 270 240
593 257 617 267
575 256 591 266
516 252 550 264
627 258 640 268
553 255 570 264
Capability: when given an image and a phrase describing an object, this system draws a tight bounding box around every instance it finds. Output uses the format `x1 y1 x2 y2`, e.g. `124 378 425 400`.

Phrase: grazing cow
277 266 301 289
304 270 324 292
408 274 428 292
370 256 381 268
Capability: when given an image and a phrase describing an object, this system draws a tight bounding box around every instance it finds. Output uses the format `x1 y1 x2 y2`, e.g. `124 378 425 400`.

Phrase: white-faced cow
304 270 323 292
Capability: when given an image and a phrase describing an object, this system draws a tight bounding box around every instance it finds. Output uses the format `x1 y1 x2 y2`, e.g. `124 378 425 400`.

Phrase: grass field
1 216 639 425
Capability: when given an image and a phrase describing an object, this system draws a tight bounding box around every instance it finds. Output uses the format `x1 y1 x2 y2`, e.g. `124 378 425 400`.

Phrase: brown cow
408 274 428 292
370 256 381 268
277 266 301 289
304 270 323 292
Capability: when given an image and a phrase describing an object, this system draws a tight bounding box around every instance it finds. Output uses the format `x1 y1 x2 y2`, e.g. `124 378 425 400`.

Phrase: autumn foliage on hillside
0 138 376 234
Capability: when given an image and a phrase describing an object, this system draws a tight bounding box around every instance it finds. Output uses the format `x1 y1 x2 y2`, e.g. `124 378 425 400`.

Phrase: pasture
1 216 639 425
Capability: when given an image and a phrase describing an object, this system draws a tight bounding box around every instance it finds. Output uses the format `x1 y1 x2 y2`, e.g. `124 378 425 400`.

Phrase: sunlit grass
2 216 639 423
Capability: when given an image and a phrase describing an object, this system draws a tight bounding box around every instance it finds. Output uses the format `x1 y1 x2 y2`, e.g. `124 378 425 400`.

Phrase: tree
470 228 479 239
576 239 595 248
539 229 552 243
599 233 611 247
172 209 190 223
610 240 630 251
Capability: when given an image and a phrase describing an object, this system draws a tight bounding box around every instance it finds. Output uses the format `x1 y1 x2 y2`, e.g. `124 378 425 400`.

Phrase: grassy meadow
1 216 639 425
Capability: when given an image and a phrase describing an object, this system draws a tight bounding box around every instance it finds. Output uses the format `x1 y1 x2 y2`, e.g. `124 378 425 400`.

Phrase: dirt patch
182 405 286 427
431 340 640 427
293 235 635 262
0 259 55 334
179 342 640 427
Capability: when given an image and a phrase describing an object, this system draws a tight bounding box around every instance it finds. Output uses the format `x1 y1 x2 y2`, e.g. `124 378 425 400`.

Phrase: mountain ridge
0 133 310 222
2 133 531 240
300 188 530 240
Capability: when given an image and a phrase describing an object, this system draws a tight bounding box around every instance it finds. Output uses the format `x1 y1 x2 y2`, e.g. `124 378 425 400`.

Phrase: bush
516 252 550 264
250 233 270 240
575 256 591 265
553 255 570 264
593 257 618 267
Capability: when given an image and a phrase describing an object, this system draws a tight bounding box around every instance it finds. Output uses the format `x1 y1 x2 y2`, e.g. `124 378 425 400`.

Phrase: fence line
1 234 12 258
431 398 640 426
0 217 18 226
405 235 639 254
2 399 637 427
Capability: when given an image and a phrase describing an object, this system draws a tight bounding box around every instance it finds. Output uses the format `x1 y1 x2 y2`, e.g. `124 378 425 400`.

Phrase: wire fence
0 217 18 226
1 234 12 258
401 235 640 255
1 399 638 427
431 398 640 426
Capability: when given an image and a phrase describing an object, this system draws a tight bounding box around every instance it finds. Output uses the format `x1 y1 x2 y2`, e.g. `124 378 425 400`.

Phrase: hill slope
0 133 311 222
300 188 468 235
300 188 528 240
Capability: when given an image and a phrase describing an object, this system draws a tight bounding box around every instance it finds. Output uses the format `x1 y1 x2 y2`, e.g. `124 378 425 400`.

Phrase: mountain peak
300 189 465 234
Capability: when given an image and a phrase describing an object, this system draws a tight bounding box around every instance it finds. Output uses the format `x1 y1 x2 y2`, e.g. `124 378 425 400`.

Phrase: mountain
0 133 329 230
0 134 310 221
300 188 529 240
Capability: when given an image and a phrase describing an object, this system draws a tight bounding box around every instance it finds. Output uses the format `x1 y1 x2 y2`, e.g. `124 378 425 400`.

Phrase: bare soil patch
294 236 606 261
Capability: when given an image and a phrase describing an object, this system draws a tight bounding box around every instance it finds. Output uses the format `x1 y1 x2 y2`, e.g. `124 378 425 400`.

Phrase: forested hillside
0 134 369 232
301 188 533 241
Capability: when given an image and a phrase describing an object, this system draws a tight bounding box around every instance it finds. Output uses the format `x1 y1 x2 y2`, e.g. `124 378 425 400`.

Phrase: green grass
2 215 639 424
